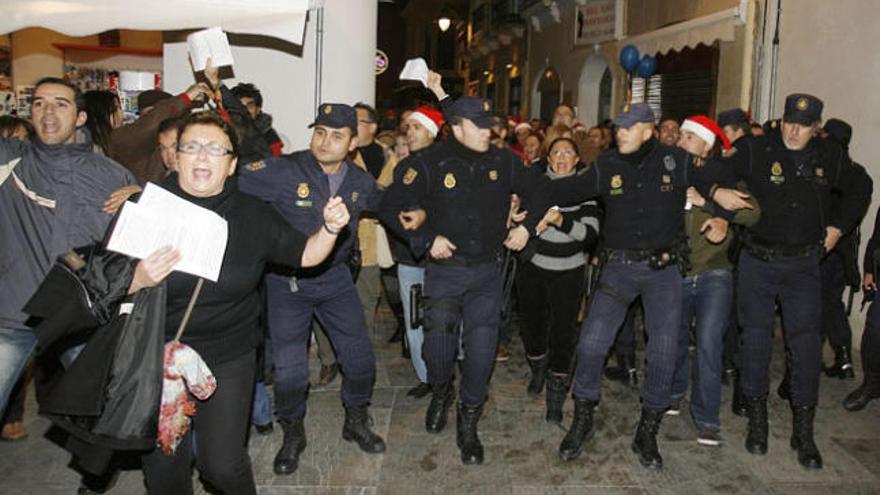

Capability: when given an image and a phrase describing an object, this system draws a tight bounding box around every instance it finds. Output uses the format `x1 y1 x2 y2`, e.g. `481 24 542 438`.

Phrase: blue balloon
637 55 657 78
619 44 640 72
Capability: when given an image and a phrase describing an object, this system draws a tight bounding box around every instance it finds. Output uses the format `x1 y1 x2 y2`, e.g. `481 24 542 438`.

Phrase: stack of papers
399 58 429 87
106 183 229 282
187 27 235 71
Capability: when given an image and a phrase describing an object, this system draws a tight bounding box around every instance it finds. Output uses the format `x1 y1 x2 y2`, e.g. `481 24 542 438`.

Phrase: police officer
238 103 385 475
725 94 871 469
843 206 880 411
381 96 550 465
548 103 740 469
820 118 873 379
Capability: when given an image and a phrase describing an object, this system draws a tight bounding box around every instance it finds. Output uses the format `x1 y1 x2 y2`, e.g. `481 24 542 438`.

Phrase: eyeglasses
552 149 577 158
178 141 233 157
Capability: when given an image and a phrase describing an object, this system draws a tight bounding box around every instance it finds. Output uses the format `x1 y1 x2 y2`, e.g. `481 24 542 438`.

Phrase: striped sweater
529 168 601 271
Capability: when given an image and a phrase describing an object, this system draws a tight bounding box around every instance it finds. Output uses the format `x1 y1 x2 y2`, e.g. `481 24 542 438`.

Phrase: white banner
0 0 310 46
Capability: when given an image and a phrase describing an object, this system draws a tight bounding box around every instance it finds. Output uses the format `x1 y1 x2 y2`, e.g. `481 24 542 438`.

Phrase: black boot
790 405 822 469
425 381 454 433
342 406 386 454
824 346 855 379
527 355 549 397
731 369 746 416
843 376 880 411
545 373 568 424
456 402 484 465
631 408 664 469
558 398 596 461
744 395 768 455
274 418 307 475
777 366 791 401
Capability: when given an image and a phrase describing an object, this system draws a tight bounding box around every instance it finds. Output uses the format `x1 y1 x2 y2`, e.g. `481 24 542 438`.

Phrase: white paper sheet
399 58 429 87
106 183 228 282
187 27 235 72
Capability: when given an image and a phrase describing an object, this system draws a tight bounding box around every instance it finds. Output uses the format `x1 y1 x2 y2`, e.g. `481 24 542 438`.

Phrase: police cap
783 93 823 126
613 102 655 128
446 96 495 129
309 103 357 134
717 108 750 128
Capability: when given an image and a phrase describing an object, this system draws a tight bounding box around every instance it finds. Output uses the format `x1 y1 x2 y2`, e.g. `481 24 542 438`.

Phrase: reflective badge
662 174 671 184
246 160 266 171
693 157 704 168
351 191 359 202
489 170 498 181
771 120 778 129
403 167 418 185
770 162 785 185
324 105 333 114
483 100 491 112
444 173 456 189
297 182 310 198
797 97 808 111
664 155 677 171
610 174 623 195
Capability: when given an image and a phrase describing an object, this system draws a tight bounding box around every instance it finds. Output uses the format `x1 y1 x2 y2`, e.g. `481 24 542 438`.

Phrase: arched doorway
534 66 561 123
576 54 612 126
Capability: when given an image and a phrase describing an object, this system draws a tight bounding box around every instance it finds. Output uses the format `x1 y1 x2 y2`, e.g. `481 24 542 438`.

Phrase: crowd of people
0 53 878 495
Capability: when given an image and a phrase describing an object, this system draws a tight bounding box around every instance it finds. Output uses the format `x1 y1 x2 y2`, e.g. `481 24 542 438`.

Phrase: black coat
24 247 166 472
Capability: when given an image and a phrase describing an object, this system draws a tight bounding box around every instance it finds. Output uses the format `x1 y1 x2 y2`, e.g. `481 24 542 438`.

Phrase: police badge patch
246 161 266 171
402 167 418 185
297 182 310 198
664 155 677 171
444 173 457 189
489 170 498 181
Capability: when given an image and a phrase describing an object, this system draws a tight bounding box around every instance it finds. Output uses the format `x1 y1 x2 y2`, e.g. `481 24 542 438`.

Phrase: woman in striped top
516 137 601 423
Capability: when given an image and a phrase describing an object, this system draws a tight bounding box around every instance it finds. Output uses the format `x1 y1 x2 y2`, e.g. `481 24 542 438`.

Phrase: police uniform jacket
238 150 382 276
727 129 871 247
549 137 733 251
385 137 551 264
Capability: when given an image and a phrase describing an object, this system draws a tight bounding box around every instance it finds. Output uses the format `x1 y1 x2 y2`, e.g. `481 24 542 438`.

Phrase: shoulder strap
173 278 204 342
0 157 21 186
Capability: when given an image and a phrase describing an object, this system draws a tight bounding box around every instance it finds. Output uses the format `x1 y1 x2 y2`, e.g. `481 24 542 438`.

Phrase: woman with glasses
131 112 350 494
515 137 600 423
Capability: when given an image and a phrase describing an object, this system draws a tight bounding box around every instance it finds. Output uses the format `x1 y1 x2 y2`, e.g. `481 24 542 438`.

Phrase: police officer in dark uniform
725 94 871 469
238 103 385 475
843 206 880 411
820 118 873 379
548 103 740 469
380 96 550 465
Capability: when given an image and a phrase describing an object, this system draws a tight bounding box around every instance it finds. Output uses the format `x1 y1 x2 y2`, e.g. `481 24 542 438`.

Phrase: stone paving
1 309 879 494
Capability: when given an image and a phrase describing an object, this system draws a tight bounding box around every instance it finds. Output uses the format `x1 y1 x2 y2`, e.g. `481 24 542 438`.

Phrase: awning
0 0 312 46
623 2 747 56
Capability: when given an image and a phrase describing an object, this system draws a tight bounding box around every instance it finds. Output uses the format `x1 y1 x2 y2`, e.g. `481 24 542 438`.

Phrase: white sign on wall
574 0 617 45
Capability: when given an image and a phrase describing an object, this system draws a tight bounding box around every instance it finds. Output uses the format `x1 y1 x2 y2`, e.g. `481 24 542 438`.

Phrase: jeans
398 263 427 383
0 327 36 413
251 381 272 427
671 269 733 431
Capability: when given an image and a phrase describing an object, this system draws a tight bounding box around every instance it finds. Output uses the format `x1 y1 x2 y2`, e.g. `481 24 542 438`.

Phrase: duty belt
603 247 679 270
744 237 822 261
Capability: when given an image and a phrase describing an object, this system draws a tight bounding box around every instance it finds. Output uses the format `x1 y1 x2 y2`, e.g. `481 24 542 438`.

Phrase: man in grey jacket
0 77 134 412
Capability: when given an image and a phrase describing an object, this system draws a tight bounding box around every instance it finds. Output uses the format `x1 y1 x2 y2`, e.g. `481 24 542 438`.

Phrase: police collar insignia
297 182 310 198
664 155 676 171
444 172 456 189
403 167 418 185
246 161 266 171
489 170 498 181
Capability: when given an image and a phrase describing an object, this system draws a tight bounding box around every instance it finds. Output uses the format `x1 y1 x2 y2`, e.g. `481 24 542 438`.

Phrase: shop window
632 43 718 121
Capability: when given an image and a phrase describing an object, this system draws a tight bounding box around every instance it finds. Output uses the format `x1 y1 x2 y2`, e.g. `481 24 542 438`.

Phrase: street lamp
438 16 451 32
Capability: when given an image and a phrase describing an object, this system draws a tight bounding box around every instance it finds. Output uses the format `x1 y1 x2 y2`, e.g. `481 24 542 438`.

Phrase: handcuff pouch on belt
419 292 462 334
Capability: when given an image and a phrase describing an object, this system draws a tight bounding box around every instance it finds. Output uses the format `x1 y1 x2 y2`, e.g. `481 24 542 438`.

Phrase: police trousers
266 264 376 421
573 260 682 411
737 251 822 406
422 261 503 406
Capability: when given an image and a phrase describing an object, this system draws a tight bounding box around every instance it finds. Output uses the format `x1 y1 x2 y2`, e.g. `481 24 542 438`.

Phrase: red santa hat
408 106 444 137
514 120 532 133
681 115 731 150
